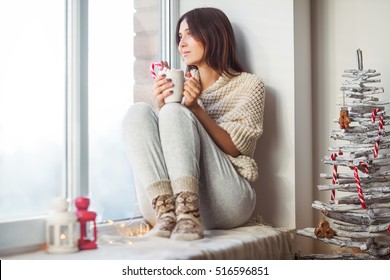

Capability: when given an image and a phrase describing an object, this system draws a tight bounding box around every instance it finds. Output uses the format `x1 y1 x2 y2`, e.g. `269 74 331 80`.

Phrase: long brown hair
176 7 244 76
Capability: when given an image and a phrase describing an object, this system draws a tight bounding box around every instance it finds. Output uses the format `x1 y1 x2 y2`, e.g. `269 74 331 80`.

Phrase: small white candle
60 233 67 245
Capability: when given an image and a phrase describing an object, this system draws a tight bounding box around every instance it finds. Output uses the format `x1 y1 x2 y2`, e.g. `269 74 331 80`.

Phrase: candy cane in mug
150 62 162 79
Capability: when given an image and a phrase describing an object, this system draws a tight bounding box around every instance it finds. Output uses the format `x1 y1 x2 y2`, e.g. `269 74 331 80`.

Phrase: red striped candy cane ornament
330 151 343 201
150 62 162 79
371 108 379 123
353 161 369 209
371 108 384 158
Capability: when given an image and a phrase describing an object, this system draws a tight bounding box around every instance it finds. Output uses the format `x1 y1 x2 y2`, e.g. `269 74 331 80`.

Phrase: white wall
311 0 390 253
178 0 390 255
179 0 313 242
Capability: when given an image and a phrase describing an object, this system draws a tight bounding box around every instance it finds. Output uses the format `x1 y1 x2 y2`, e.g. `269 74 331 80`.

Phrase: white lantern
46 197 79 254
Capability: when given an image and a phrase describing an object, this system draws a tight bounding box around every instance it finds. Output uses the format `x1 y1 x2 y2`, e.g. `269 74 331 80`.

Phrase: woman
123 7 265 241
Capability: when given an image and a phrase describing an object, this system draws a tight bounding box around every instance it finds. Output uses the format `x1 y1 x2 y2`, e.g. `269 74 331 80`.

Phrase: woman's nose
179 37 187 47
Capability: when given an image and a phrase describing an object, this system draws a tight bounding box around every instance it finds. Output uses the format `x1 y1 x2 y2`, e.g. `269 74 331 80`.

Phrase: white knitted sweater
199 72 265 182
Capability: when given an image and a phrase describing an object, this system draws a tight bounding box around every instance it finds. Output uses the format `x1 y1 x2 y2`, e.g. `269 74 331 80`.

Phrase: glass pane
88 0 135 221
0 0 66 220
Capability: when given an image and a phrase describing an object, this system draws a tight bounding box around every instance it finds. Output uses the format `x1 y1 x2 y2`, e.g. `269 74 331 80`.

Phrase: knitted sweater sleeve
219 75 265 157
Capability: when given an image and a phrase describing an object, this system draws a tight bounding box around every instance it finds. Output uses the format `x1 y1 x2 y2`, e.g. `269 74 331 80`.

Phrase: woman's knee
159 103 194 126
122 102 156 129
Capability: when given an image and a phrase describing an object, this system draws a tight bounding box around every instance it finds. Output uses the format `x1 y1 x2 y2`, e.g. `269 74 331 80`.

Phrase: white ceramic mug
159 69 184 103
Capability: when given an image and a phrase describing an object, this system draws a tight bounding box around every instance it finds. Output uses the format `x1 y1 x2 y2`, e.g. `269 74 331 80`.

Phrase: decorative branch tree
298 49 390 259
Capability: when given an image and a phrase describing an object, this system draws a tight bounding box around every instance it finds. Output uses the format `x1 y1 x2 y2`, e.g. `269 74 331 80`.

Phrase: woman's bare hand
183 71 202 109
152 61 173 109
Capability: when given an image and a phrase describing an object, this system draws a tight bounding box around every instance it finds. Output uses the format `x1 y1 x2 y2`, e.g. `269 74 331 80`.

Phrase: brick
133 83 157 108
134 9 160 33
134 0 159 10
134 32 159 58
133 0 160 107
134 59 160 81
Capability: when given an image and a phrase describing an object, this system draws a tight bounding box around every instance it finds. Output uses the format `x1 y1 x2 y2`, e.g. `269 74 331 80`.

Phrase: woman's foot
170 191 204 241
147 194 176 238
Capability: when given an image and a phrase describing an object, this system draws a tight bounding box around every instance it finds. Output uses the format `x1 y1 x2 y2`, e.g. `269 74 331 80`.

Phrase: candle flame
60 233 67 240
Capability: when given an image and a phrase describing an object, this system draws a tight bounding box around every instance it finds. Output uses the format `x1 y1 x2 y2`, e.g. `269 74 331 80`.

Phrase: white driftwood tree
298 49 390 259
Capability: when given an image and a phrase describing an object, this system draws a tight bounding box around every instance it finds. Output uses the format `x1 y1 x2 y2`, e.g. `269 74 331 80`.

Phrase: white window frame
66 0 89 203
0 0 88 256
0 0 179 256
161 0 180 68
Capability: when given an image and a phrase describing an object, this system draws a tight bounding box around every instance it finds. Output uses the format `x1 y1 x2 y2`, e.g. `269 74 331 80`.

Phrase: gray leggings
122 102 256 229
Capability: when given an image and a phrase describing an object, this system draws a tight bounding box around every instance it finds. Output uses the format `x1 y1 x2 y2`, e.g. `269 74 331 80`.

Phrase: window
0 0 169 255
0 0 66 220
88 0 137 221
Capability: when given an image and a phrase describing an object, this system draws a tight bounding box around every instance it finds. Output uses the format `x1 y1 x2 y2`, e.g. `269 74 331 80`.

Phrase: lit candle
46 197 78 253
60 233 67 245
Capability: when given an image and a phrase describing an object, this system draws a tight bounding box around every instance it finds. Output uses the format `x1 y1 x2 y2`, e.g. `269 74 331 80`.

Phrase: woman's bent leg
122 102 175 237
159 103 204 240
198 143 256 229
159 103 256 230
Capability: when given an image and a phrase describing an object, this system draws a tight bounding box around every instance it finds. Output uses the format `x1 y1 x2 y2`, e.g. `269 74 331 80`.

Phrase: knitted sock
170 177 204 241
147 194 176 238
146 180 176 238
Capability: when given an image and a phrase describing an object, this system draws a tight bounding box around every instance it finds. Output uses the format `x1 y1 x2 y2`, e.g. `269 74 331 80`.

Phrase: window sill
4 219 295 260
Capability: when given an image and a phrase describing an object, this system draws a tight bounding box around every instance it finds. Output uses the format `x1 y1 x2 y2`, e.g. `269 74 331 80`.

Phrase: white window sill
4 219 295 260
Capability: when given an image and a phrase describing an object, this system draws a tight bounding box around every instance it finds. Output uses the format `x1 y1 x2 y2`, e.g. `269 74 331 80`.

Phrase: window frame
161 0 180 68
0 0 87 256
0 0 179 256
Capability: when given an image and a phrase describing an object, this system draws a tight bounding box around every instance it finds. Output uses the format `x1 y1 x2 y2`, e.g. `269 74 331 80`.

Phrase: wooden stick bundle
297 49 390 259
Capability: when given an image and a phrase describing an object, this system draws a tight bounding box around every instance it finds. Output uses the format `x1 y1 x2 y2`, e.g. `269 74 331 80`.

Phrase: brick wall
133 0 160 107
